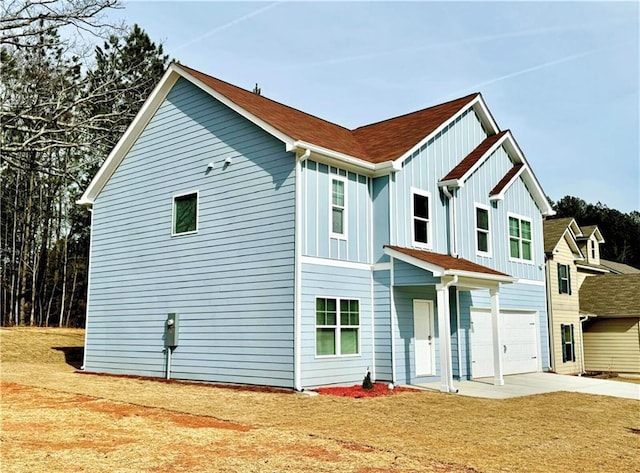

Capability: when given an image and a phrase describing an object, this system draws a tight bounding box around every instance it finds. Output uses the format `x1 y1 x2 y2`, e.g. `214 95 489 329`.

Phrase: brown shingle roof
599 259 640 275
440 131 508 182
579 274 640 317
385 245 510 277
543 217 576 254
490 163 523 196
177 64 479 164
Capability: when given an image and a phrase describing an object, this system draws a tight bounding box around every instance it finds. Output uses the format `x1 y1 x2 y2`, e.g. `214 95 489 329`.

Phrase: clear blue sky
106 1 639 213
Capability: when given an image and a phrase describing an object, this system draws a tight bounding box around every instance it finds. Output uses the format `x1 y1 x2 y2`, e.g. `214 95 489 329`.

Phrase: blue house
79 64 555 392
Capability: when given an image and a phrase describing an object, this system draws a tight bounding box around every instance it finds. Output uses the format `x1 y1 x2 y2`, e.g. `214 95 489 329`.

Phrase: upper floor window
508 215 532 262
316 297 359 356
172 192 198 235
475 204 491 256
557 263 571 294
590 241 596 259
412 189 431 248
330 177 346 239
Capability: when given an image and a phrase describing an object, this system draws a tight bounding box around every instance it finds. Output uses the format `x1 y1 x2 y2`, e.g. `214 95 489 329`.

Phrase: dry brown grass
1 328 638 473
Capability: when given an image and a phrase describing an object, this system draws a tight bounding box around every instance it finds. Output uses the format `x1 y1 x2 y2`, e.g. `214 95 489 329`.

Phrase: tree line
1 0 169 326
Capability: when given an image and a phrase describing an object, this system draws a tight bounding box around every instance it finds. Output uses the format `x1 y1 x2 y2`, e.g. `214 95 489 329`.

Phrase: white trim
456 132 509 185
329 174 348 241
171 190 199 236
445 269 515 284
300 255 371 272
410 187 433 250
515 278 546 286
81 207 95 370
372 262 391 271
455 288 463 379
575 263 608 274
474 202 492 257
507 212 535 265
314 296 362 358
390 257 397 384
489 164 525 202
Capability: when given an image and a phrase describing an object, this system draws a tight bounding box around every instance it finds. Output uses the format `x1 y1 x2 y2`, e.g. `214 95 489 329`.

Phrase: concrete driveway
414 372 640 400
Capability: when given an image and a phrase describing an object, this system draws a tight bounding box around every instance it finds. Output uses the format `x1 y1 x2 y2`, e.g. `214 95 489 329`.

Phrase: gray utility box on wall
165 313 179 348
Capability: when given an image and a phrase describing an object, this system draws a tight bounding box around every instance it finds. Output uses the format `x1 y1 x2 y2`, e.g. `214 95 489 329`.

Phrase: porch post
490 287 504 386
436 284 454 392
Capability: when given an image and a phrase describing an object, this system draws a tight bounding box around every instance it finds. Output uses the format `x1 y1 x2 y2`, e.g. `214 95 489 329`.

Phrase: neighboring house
599 259 640 275
79 63 555 392
580 274 640 374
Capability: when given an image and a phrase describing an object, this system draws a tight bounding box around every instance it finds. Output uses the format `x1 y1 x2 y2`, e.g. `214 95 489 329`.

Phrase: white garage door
470 310 539 378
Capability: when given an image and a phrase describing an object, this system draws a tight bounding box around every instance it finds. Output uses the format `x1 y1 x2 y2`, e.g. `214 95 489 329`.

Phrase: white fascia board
383 247 444 277
568 219 583 238
438 179 462 188
78 67 180 205
575 263 608 274
592 227 605 243
445 269 516 284
459 132 510 185
392 95 488 169
489 164 525 202
562 229 584 258
472 95 500 135
178 66 295 150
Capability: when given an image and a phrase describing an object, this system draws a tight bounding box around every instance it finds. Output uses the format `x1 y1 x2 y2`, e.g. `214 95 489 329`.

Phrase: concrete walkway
413 372 640 400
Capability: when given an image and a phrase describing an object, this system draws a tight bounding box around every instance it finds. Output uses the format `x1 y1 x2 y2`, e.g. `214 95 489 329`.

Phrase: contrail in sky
274 20 633 71
169 2 281 54
436 42 631 102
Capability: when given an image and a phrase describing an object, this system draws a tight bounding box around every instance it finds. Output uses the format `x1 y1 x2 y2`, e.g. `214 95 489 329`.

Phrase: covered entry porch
385 246 517 393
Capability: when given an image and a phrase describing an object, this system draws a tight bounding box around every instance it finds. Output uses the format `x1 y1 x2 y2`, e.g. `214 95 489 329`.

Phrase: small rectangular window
508 215 533 261
316 297 359 356
330 178 346 238
561 324 575 363
557 263 571 294
475 205 490 255
173 192 198 235
412 190 431 247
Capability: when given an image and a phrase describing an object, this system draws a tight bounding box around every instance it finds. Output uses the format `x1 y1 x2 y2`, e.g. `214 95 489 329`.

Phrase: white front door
414 299 435 376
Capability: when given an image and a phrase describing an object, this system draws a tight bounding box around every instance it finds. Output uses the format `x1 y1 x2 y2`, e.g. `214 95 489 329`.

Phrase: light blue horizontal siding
373 270 392 381
300 263 373 387
301 160 371 264
85 77 296 388
391 109 487 252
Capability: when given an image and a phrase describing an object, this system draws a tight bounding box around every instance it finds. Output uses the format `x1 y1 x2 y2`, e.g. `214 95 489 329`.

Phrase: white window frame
558 263 571 295
411 187 432 249
474 203 492 257
171 190 199 237
329 175 348 240
507 212 534 264
315 296 361 358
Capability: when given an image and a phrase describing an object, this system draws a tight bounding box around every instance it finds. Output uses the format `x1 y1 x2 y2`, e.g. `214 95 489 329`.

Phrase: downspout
442 186 458 257
294 148 310 391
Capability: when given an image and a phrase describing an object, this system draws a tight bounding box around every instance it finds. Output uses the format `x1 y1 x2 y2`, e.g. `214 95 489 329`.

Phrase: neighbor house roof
543 217 582 255
576 225 604 243
384 245 514 283
599 259 640 275
579 274 640 317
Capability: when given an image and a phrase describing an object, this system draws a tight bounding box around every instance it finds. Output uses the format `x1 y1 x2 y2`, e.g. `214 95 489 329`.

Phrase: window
557 263 571 294
475 204 491 255
330 177 346 239
173 192 198 235
316 297 359 356
412 189 431 247
561 324 575 363
590 241 596 259
508 215 532 261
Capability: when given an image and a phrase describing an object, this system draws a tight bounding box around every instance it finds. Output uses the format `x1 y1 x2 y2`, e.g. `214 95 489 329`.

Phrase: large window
508 215 532 261
412 189 431 247
316 297 359 356
475 204 491 255
557 263 571 294
173 192 198 235
561 324 575 363
330 177 346 239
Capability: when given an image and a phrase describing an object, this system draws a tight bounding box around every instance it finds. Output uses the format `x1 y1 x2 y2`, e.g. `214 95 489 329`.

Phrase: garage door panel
471 310 538 378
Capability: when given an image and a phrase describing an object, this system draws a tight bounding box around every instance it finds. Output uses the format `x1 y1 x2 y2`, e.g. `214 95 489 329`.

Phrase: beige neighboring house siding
547 237 583 375
583 318 640 374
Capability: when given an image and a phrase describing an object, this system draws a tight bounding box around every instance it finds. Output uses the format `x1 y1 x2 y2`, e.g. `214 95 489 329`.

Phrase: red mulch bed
315 383 420 398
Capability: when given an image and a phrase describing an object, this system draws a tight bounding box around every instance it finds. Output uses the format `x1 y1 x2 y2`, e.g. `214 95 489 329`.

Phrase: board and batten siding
390 109 487 253
583 318 640 374
301 160 371 263
85 77 296 387
300 263 372 387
